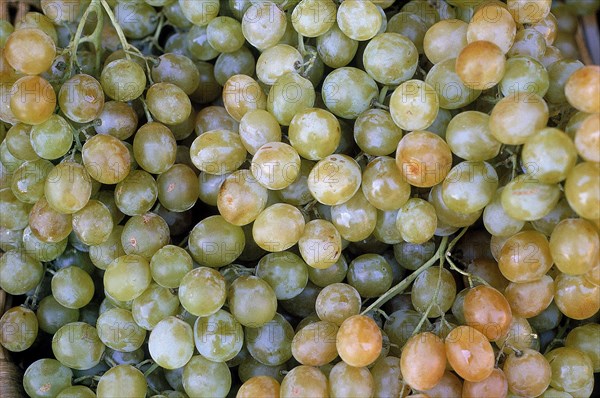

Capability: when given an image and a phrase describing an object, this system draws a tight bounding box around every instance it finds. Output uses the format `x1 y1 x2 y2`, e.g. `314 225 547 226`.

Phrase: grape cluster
0 0 599 397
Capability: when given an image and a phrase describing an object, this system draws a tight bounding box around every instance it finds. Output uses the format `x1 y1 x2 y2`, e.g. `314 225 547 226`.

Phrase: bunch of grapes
0 0 599 397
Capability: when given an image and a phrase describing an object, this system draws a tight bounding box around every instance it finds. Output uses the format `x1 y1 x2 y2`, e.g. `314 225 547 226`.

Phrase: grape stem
543 319 570 354
65 0 104 77
360 235 450 315
99 0 131 60
143 362 160 378
378 86 389 104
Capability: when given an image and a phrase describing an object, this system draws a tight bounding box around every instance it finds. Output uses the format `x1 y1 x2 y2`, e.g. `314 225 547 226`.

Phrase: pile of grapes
1 0 600 397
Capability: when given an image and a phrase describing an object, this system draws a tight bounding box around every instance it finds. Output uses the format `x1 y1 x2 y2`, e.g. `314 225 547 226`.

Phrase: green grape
308 254 348 287
82 134 131 185
291 0 336 37
23 358 73 398
71 199 113 246
182 355 231 398
156 164 199 212
238 109 282 155
256 44 301 85
550 218 599 276
354 109 403 157
347 253 393 298
336 0 381 41
528 301 562 333
179 0 220 26
190 61 221 104
330 360 374 397
89 225 125 270
280 280 321 319
146 82 192 125
29 115 73 160
100 59 146 102
0 306 38 352
298 219 342 269
217 169 269 226
445 111 501 161
531 196 577 236
316 23 358 68
5 123 39 161
390 80 439 131
288 107 340 161
423 19 468 64
507 28 547 60
114 1 158 39
521 127 577 184
44 161 92 214
36 295 79 335
94 101 138 140
0 20 14 47
483 188 525 237
280 365 328 397
96 365 147 398
0 140 25 174
10 158 53 204
56 385 95 398
149 316 194 369
10 75 56 125
51 266 94 309
0 226 23 252
131 283 180 330
442 161 498 214
545 58 584 105
331 190 377 242
545 347 594 393
322 67 378 119
565 161 600 221
412 266 457 319
373 210 402 244
96 307 146 352
114 170 158 216
0 188 31 230
229 275 277 327
241 1 287 50
256 251 308 300
252 203 305 252
501 174 561 221
206 16 244 53
121 212 170 259
500 56 549 97
565 324 600 372
187 24 219 61
315 282 361 326
250 142 300 190
52 322 105 370
188 215 245 267
467 2 516 53
150 245 193 289
214 46 256 87
95 189 125 225
198 171 228 206
194 309 243 362
267 72 315 126
178 267 226 317
428 183 482 228
395 198 437 244
307 154 361 206
384 310 431 356
244 312 294 366
104 254 152 302
58 74 104 124
387 11 427 54
0 250 43 295
362 156 411 211
151 53 200 95
363 32 417 85
222 74 266 122
104 347 145 367
190 129 247 175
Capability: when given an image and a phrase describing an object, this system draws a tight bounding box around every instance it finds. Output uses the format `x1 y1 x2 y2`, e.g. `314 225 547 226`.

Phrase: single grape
104 254 152 302
100 59 146 102
503 348 552 397
336 0 382 41
23 358 73 398
194 309 243 362
228 275 277 327
308 154 362 206
131 283 179 331
0 306 38 352
498 230 553 283
322 67 378 120
96 364 147 398
52 322 105 370
401 332 446 390
298 219 342 269
58 74 105 124
149 316 194 369
288 107 341 161
96 307 146 352
291 320 338 366
336 315 382 368
10 75 56 125
445 325 495 382
0 250 43 295
256 251 308 300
